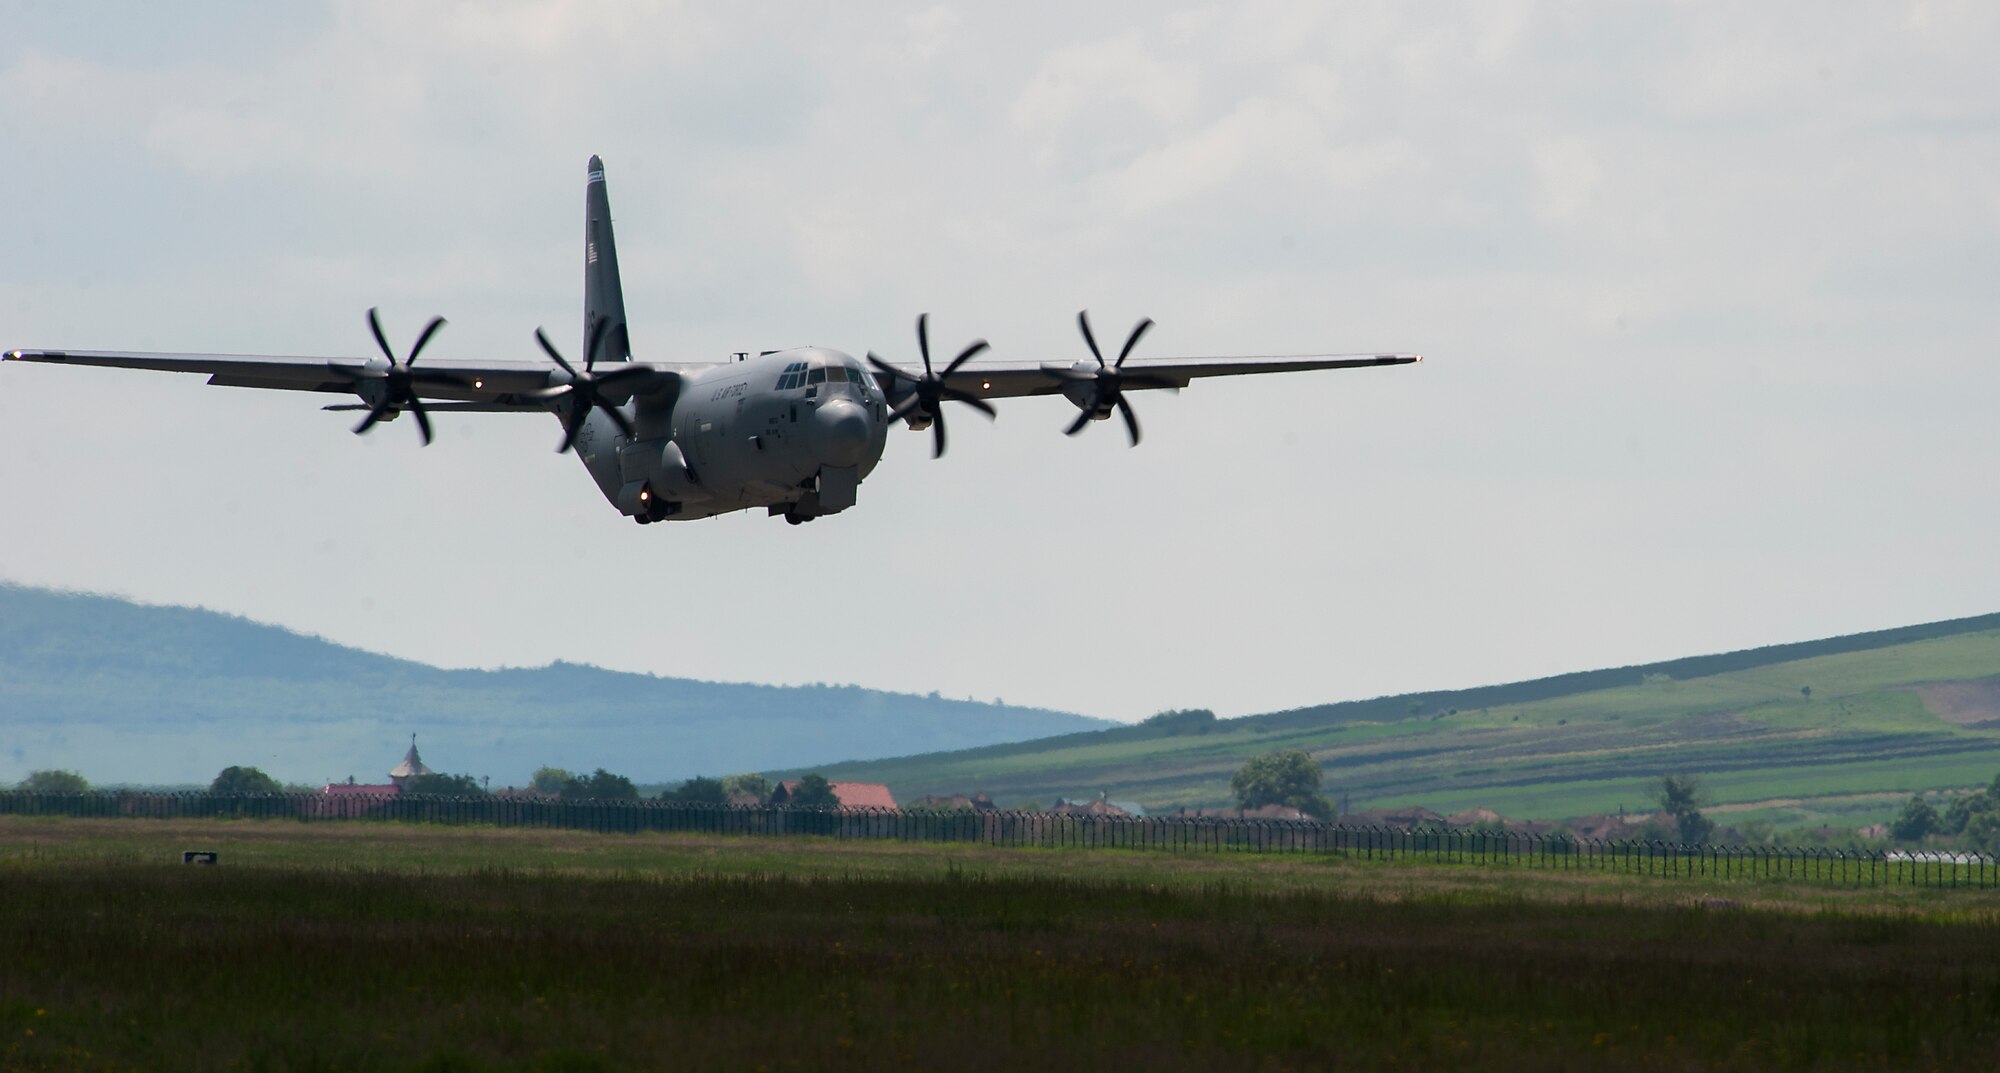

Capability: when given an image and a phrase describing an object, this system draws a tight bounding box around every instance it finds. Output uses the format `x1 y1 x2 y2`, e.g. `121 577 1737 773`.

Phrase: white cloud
3 2 1999 740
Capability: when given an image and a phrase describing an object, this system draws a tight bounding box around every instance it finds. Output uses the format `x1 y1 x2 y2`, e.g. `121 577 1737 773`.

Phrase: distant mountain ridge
0 584 1112 786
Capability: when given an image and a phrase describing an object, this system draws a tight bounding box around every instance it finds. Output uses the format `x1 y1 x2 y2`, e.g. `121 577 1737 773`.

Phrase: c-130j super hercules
5 157 1420 526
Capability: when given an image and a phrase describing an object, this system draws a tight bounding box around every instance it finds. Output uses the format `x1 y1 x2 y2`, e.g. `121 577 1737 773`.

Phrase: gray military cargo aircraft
5 156 1420 526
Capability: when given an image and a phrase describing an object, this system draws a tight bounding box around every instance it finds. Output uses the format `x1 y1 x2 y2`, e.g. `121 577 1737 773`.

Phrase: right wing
865 351 1423 402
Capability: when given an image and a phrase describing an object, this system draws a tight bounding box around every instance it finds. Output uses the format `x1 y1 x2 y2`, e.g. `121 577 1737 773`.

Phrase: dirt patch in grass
1912 677 2000 726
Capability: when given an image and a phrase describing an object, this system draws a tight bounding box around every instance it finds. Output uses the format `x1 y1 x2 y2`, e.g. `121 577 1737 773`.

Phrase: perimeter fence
3 790 1993 890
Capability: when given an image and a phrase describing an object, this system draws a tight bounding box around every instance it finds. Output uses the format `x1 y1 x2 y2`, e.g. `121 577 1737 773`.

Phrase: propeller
866 313 995 459
328 307 460 446
526 317 651 453
1041 310 1175 446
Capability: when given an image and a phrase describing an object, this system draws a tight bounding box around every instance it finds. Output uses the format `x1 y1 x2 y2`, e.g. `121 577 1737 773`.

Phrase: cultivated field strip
4 793 1993 891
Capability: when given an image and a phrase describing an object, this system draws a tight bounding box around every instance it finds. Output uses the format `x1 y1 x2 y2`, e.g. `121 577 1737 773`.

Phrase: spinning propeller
328 307 462 446
867 313 994 459
527 318 650 453
1042 310 1176 446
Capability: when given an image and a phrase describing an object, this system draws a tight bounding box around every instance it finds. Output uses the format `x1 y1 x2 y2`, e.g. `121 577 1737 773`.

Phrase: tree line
1890 773 2000 849
3 765 848 807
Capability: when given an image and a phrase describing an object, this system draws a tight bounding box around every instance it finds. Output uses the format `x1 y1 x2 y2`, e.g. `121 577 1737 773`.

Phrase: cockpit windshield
776 357 871 396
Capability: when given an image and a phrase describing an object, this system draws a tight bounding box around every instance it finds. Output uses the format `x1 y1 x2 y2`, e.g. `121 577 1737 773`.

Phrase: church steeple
388 733 434 788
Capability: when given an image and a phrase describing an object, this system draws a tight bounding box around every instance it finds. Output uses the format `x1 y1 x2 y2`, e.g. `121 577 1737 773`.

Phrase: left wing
1 347 692 407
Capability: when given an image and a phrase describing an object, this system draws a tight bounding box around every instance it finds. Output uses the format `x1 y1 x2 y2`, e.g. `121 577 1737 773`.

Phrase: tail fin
584 155 631 363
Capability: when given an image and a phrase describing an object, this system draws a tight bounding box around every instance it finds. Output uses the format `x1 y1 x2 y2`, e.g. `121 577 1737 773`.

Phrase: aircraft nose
813 399 872 466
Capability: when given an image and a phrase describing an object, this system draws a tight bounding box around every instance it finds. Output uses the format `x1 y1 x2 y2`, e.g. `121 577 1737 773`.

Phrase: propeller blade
941 387 997 418
1077 310 1105 367
583 315 611 373
1115 318 1153 368
367 308 395 364
354 402 392 435
1115 394 1141 446
889 395 925 422
592 364 652 387
408 397 434 446
866 353 915 383
916 313 933 375
406 316 448 365
930 410 947 458
535 328 578 378
942 339 990 376
558 419 582 454
597 402 636 440
1065 407 1094 436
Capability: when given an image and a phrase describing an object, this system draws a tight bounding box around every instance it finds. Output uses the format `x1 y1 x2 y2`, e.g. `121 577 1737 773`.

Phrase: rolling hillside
811 614 2000 828
0 584 1112 786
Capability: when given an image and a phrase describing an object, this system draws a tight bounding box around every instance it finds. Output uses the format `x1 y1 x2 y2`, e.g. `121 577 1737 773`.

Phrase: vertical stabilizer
584 155 631 363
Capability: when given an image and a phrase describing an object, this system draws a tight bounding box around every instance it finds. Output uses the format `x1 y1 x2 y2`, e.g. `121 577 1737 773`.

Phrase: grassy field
815 630 2000 828
4 817 2000 1071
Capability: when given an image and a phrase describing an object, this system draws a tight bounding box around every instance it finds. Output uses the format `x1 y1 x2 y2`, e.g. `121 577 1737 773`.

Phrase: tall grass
3 820 1999 1070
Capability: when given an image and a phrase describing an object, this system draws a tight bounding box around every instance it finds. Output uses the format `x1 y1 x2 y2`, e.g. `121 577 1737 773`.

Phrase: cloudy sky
2 2 1996 724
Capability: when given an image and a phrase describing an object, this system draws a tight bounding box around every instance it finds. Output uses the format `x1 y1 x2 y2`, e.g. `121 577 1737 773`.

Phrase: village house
1172 804 1318 822
314 736 431 816
1339 805 1449 828
770 780 898 810
1049 794 1140 817
908 793 998 812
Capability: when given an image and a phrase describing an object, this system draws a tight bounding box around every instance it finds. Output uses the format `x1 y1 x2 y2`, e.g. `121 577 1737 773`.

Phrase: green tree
1229 750 1332 819
1966 809 2000 855
1890 795 1938 842
209 766 281 795
785 773 840 809
663 776 727 805
530 766 575 794
406 772 485 796
18 769 89 793
721 773 772 802
1654 774 1714 843
561 768 638 802
1940 777 1997 837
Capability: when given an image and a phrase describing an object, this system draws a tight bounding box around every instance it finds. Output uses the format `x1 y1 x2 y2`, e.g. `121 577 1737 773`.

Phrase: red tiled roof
775 780 898 810
832 782 897 809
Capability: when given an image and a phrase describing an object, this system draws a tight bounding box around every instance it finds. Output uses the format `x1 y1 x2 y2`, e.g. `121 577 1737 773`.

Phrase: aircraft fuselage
572 347 892 524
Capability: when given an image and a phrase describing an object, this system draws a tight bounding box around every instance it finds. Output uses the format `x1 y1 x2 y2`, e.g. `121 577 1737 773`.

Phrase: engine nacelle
1060 378 1112 420
615 439 704 519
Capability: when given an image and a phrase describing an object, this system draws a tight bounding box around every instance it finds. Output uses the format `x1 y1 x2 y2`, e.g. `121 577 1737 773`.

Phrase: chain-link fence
2 790 1991 889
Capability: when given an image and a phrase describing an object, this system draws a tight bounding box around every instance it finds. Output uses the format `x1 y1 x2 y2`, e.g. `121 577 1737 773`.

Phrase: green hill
0 584 1111 787
810 614 2000 829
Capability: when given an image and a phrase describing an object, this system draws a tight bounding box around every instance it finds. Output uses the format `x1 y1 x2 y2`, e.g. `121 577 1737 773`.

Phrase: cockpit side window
807 367 827 385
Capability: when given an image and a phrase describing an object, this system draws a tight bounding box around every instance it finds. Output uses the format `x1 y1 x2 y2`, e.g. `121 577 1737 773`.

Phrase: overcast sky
2 2 1996 724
